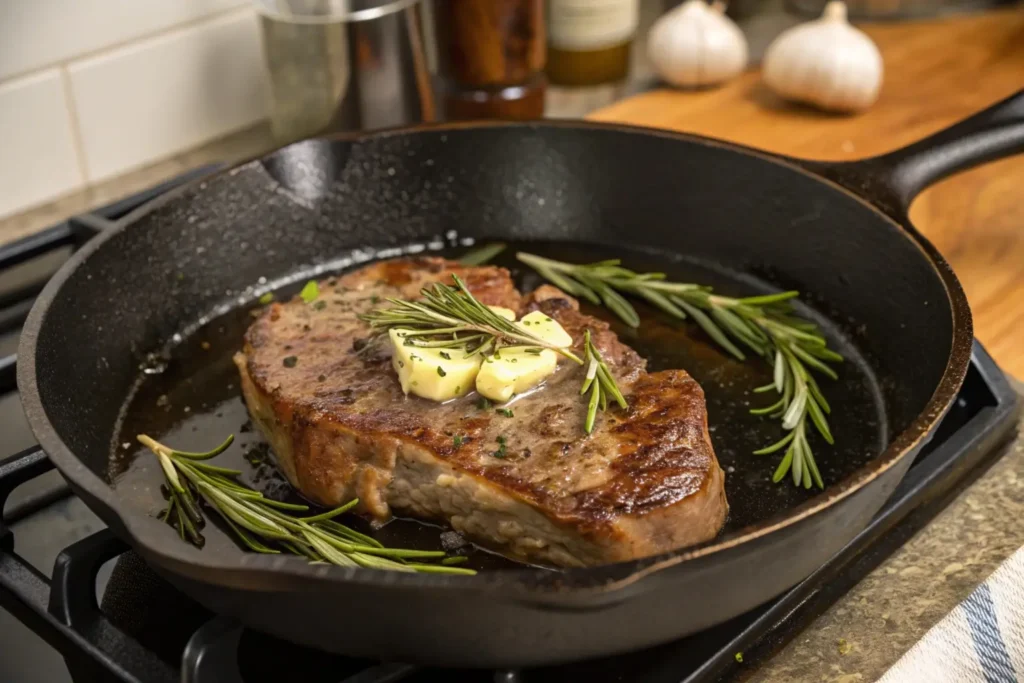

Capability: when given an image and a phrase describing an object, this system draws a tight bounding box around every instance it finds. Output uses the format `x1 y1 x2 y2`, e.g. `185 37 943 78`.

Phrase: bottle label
548 0 640 51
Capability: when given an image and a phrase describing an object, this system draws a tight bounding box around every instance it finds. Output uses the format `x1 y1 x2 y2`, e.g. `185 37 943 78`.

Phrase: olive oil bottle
546 0 640 86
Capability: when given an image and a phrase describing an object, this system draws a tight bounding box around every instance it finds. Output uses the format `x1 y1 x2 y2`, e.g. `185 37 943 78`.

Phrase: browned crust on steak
235 257 727 565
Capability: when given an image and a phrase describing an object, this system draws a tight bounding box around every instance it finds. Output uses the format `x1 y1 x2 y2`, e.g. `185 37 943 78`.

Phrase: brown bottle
433 0 546 120
546 0 639 86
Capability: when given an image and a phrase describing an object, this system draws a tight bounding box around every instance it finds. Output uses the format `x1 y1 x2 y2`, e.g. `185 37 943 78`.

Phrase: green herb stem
140 435 475 574
458 242 507 266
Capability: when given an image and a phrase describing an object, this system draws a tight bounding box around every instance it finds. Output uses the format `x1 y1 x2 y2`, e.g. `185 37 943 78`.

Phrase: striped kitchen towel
879 547 1024 682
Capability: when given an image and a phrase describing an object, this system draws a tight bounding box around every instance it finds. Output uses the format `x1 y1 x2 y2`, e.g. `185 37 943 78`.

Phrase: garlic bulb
762 1 883 113
647 0 748 89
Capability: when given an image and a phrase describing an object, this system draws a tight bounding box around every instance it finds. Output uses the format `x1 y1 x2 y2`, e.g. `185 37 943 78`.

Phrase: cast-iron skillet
18 91 1024 666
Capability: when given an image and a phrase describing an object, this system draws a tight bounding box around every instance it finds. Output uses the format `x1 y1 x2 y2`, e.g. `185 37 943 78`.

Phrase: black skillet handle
811 89 1024 218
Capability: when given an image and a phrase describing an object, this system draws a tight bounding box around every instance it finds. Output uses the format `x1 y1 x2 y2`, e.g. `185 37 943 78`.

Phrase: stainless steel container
255 0 436 143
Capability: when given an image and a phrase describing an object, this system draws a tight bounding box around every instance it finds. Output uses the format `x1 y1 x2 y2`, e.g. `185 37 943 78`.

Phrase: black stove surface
0 171 1018 683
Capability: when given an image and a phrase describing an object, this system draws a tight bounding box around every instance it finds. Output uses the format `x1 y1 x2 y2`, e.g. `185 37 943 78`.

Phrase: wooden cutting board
588 8 1024 379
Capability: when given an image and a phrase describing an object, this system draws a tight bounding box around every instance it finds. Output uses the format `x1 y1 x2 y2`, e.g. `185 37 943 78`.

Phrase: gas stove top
0 170 1018 683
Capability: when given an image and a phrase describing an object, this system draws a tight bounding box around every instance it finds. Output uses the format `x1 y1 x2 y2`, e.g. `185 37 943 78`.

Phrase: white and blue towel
880 547 1024 682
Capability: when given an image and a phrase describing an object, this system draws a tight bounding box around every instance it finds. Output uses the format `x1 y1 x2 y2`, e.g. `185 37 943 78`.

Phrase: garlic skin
647 0 748 89
762 1 883 113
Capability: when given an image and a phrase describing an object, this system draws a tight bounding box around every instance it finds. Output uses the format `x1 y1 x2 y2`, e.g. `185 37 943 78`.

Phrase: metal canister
255 0 436 143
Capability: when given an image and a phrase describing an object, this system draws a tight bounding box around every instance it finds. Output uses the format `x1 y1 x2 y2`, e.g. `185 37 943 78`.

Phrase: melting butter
389 329 481 401
388 309 573 404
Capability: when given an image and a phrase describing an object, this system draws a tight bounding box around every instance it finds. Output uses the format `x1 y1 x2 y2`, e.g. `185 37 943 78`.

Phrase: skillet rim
16 119 973 595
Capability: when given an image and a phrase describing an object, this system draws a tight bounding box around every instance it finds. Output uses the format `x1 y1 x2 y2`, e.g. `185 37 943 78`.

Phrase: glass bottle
433 0 546 120
546 0 640 86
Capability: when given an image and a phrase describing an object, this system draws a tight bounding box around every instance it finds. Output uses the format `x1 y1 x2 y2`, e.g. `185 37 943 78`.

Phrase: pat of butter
476 312 573 403
476 347 558 403
389 329 481 401
516 311 573 347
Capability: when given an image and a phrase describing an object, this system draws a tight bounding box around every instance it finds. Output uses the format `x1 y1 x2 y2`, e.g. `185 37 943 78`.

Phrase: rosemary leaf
773 350 786 393
807 376 831 414
737 291 800 306
404 563 478 575
585 381 600 434
256 498 312 512
750 398 785 416
299 499 359 522
188 462 244 476
156 450 185 493
172 486 204 528
800 344 846 364
164 436 234 462
459 242 507 266
772 444 795 483
752 429 796 455
806 396 834 444
596 364 628 410
581 357 598 395
348 546 446 559
792 434 804 487
174 504 187 542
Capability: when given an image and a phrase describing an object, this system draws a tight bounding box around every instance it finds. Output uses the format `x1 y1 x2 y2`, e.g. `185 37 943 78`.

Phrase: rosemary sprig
517 253 843 489
359 275 582 364
581 330 628 434
360 275 630 432
138 434 475 574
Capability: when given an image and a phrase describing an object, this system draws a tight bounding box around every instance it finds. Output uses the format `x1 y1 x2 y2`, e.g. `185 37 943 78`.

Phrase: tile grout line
0 4 251 87
58 66 92 187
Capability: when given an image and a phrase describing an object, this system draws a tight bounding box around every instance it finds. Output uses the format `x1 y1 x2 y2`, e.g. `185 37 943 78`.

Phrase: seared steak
235 258 727 567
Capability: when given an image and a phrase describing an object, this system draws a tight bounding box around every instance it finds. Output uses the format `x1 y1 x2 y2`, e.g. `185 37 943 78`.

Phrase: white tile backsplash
0 70 85 219
68 9 268 183
0 0 249 81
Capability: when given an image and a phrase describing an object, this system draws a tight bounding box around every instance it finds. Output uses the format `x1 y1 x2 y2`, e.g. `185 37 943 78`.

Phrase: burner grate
0 451 176 683
0 168 1018 683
